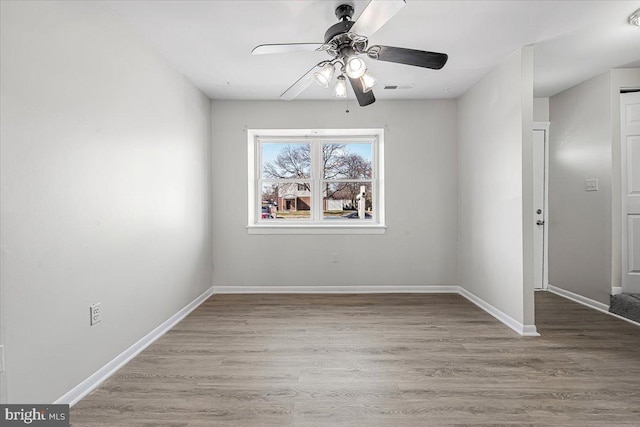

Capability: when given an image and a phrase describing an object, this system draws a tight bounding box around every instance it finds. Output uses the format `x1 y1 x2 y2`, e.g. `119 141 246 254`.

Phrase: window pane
322 143 372 180
261 143 311 179
261 182 311 220
323 182 373 219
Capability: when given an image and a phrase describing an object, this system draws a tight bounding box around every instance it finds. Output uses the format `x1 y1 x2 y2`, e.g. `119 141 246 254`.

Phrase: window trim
247 128 385 235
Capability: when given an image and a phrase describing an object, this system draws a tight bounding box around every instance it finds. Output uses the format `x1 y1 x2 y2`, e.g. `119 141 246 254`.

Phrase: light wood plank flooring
71 292 640 426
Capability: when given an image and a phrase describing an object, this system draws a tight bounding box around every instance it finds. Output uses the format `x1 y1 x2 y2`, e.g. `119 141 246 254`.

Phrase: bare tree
341 153 372 179
322 144 346 179
263 145 311 179
261 183 278 205
324 150 372 204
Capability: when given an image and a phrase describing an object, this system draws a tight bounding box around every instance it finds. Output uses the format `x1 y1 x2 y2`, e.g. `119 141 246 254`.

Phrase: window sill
247 224 386 235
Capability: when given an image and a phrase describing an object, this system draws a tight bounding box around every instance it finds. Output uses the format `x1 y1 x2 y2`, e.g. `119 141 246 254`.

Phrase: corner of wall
521 45 535 326
457 46 531 326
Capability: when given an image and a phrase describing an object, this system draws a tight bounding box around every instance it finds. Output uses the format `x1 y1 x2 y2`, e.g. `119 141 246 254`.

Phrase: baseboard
611 286 623 295
458 288 539 337
547 285 609 312
55 286 215 407
604 309 640 327
214 285 538 337
213 285 460 294
548 285 640 328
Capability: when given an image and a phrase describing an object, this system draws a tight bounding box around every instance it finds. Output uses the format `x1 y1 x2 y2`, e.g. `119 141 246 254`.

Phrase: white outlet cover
90 303 102 325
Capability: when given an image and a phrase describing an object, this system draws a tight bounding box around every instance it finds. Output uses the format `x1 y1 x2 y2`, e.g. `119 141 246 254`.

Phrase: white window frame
248 128 385 235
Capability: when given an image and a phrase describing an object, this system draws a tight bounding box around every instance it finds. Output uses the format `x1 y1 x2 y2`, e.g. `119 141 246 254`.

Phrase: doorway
533 122 550 290
621 91 640 293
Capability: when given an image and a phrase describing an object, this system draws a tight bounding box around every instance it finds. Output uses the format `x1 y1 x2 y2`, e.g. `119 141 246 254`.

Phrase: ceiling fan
251 0 448 107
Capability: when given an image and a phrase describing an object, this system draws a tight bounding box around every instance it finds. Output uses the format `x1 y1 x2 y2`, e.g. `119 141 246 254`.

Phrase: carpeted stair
610 293 640 323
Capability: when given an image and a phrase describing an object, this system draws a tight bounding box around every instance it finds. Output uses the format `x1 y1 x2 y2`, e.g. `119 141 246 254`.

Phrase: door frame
620 91 640 293
533 122 550 290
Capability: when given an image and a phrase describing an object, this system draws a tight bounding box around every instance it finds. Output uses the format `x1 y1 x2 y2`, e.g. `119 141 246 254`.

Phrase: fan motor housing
324 20 354 44
335 4 354 21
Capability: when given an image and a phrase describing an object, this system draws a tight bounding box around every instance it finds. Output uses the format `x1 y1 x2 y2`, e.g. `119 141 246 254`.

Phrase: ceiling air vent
384 85 413 90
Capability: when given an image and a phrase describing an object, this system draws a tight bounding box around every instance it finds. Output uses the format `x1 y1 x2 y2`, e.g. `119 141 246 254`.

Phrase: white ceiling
105 0 640 100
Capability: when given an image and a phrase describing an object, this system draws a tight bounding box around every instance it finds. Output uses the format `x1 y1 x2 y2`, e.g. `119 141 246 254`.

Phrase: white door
533 128 547 290
621 92 640 293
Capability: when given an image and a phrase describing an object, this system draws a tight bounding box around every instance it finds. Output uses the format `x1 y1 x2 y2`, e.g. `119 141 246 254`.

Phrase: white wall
533 98 549 122
457 47 535 327
211 100 458 288
0 1 212 403
548 72 612 304
549 68 640 303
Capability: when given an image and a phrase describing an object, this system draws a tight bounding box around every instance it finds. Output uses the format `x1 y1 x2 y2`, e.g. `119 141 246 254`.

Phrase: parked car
261 205 275 219
342 212 372 219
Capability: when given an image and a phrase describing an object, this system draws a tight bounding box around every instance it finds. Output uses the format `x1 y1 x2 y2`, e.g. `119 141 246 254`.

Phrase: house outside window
248 129 385 234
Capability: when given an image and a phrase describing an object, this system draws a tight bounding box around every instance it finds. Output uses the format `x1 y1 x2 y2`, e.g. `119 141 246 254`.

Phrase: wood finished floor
71 292 640 426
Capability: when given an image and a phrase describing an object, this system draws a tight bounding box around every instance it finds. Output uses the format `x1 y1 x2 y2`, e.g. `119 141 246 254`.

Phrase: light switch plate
585 179 599 192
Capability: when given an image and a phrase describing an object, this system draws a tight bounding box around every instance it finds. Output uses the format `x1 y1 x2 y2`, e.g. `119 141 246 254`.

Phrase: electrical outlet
90 303 102 326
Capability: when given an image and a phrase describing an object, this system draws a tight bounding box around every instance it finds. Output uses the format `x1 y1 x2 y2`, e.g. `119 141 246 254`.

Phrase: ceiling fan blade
350 0 406 37
348 76 376 107
367 45 448 70
280 64 324 101
252 43 324 55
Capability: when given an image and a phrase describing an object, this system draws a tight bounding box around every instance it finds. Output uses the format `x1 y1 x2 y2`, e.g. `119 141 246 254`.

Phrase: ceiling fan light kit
629 8 640 26
345 55 367 79
360 70 377 93
252 0 448 107
334 75 348 98
313 62 335 88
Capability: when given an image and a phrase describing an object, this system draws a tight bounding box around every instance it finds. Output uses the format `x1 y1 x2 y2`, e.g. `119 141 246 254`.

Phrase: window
248 129 385 234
